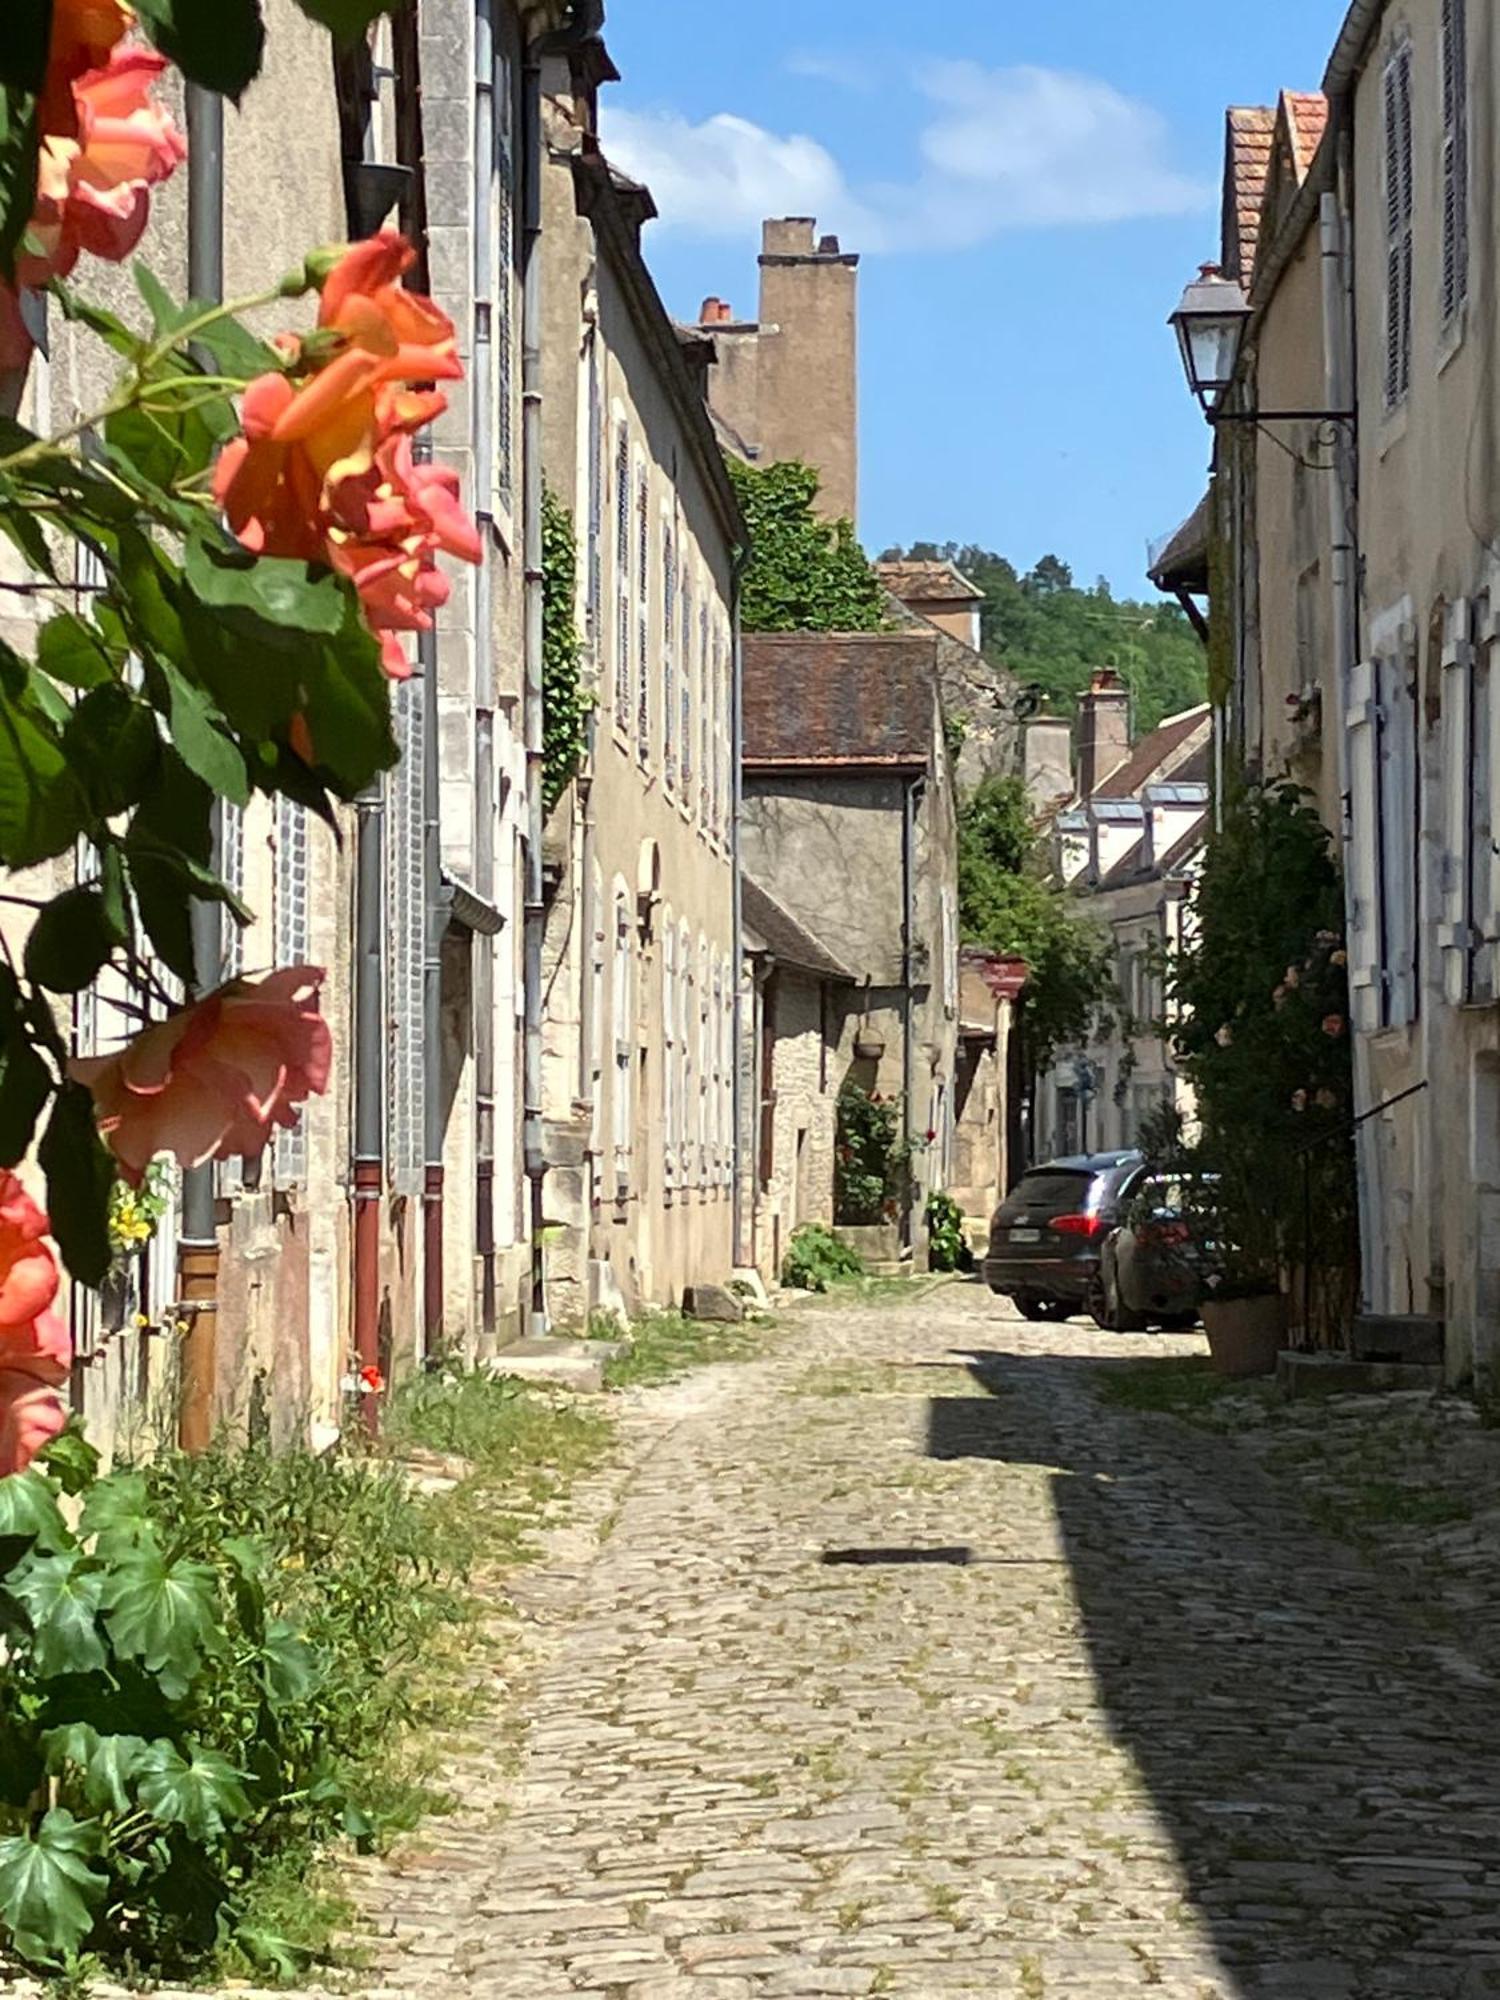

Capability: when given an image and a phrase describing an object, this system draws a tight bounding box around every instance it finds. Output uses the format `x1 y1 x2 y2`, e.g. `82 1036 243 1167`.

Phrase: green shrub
924 1191 974 1273
782 1222 864 1292
835 1083 908 1225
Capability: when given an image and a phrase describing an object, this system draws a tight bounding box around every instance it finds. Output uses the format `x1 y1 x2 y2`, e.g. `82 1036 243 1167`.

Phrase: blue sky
601 0 1346 598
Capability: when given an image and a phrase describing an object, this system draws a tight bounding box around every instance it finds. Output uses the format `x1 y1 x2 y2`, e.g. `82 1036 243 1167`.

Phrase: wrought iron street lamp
1170 263 1250 414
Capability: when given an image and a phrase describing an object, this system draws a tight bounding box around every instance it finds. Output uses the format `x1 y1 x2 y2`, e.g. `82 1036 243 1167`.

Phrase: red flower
359 1364 385 1394
1321 1013 1346 1039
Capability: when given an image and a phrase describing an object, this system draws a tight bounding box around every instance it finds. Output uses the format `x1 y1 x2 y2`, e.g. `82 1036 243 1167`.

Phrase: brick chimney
1077 668 1131 798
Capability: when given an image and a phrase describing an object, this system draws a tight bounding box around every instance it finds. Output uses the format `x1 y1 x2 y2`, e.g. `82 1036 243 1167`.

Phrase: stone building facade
697 218 859 525
536 48 744 1321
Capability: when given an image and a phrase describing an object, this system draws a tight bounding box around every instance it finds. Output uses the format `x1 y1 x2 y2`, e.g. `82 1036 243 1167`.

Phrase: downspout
520 33 548 1332
352 775 385 1435
729 540 750 1269
1320 147 1376 1311
419 597 444 1358
176 83 224 1454
901 775 921 1258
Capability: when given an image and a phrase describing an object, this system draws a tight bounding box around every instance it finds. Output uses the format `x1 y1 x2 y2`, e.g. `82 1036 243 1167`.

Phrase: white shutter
1378 647 1418 1026
614 427 631 731
1346 658 1385 1032
1441 599 1474 1003
1441 0 1469 326
663 922 677 1188
635 461 650 762
662 522 676 791
273 796 311 1185
386 677 426 1197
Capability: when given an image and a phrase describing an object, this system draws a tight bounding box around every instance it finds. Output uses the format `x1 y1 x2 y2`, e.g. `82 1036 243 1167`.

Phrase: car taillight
1050 1213 1106 1239
1144 1221 1191 1248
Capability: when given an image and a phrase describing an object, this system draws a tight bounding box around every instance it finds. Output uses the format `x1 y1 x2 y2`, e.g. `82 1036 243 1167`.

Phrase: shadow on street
926 1345 1500 1999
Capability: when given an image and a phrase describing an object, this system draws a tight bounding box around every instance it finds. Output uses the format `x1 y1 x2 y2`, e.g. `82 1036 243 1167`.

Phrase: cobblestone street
348 1281 1500 1999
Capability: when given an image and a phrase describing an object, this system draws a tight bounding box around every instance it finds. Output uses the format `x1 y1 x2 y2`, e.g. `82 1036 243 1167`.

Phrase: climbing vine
727 458 885 634
541 486 589 813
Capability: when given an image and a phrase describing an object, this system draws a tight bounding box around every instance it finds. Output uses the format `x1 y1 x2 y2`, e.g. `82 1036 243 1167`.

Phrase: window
274 795 312 1185
1382 39 1414 408
940 891 957 1017
613 426 631 732
493 13 517 517
585 335 603 661
663 918 678 1187
385 677 426 1195
612 891 634 1197
697 937 711 1187
680 923 695 1185
635 461 650 762
709 953 724 1183
1441 0 1469 329
699 596 711 824
220 802 244 980
1442 599 1495 1004
1348 627 1418 1030
680 565 694 801
662 521 677 789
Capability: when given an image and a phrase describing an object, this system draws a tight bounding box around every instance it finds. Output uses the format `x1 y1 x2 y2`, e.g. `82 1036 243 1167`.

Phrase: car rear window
1004 1170 1096 1216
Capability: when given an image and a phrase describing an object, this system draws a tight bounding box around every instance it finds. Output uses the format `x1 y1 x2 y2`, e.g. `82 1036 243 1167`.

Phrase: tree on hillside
731 459 885 633
958 776 1115 1076
880 542 1207 735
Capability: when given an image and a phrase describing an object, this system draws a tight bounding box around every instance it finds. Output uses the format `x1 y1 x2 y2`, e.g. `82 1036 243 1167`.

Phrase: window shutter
662 523 676 790
585 338 603 659
1378 647 1418 1026
1383 43 1414 407
385 677 426 1196
663 923 677 1188
635 463 650 761
1345 658 1385 1031
614 428 631 730
1441 0 1469 326
273 795 312 1185
1441 599 1474 1004
680 569 693 797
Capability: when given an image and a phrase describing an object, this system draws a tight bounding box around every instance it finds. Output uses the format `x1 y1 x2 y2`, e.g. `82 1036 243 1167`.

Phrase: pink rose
69 966 332 1184
1291 1090 1308 1113
0 1172 69 1479
1321 1013 1346 1039
1215 1024 1233 1048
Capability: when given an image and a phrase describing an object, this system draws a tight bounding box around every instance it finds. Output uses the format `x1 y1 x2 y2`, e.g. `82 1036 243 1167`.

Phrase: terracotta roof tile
1092 705 1212 802
1284 91 1329 178
1223 105 1275 283
874 559 984 604
743 632 938 769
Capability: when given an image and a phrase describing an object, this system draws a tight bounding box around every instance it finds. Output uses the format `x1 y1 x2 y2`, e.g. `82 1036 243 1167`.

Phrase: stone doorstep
1350 1313 1447 1366
1276 1351 1444 1401
487 1335 627 1395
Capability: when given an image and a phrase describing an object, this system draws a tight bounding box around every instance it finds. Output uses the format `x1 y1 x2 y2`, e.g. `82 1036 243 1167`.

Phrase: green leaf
0 1470 68 1563
186 310 283 382
39 1084 114 1287
0 85 39 285
37 1422 99 1499
136 1741 251 1843
40 1723 150 1816
0 1808 106 1966
7 1551 106 1677
0 2 52 93
158 660 250 806
78 1471 153 1560
133 0 265 101
123 849 195 987
24 887 120 995
0 660 87 867
293 0 394 42
0 1027 53 1170
184 532 346 634
49 279 144 361
297 590 398 794
0 496 55 581
62 684 160 819
261 1619 319 1707
99 1542 219 1701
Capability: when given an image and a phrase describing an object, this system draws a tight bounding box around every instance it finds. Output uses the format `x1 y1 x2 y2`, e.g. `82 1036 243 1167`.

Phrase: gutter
1323 0 1387 98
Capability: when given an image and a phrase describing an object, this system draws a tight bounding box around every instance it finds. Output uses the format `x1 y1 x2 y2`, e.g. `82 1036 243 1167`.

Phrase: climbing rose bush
0 1172 68 1475
69 967 332 1183
214 230 481 677
0 0 184 366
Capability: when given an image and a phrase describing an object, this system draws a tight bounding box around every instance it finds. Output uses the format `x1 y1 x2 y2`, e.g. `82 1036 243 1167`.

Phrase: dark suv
983 1152 1146 1322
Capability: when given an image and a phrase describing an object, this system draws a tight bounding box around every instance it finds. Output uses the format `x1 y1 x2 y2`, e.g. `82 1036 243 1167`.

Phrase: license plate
1009 1227 1042 1244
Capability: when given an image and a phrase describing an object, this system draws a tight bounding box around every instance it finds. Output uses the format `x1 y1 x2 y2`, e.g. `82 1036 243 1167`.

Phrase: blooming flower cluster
214 231 482 679
0 0 185 369
0 1174 69 1477
70 966 332 1185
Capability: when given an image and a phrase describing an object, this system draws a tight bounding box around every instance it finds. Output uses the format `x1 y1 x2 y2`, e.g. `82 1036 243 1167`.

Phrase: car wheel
1158 1311 1201 1332
1095 1270 1145 1334
1016 1294 1069 1323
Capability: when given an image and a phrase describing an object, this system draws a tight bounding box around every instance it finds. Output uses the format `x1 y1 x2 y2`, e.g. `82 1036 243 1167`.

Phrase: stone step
1277 1350 1444 1401
486 1335 626 1395
1351 1313 1446 1365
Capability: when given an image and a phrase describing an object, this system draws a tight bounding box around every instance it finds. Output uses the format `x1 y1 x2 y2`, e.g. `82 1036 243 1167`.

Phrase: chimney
1023 716 1074 809
1077 668 1131 799
699 296 721 324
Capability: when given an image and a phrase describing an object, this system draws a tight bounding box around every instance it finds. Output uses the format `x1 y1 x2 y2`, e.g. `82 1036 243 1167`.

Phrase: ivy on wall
541 486 589 813
728 458 885 634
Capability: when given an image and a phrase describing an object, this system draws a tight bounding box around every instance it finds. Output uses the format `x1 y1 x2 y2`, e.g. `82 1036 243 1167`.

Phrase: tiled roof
1222 105 1275 283
742 632 937 768
1097 810 1207 890
874 559 984 605
1284 91 1329 178
1092 705 1212 803
743 876 852 980
1148 492 1210 594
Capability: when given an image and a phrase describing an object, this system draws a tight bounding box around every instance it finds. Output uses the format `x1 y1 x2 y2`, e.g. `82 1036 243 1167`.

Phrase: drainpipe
352 778 385 1435
176 82 224 1453
1320 153 1376 1311
900 776 922 1257
729 541 750 1269
419 600 444 1359
520 35 548 1333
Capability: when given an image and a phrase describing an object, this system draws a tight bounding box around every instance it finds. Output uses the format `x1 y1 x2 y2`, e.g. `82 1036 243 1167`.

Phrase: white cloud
601 61 1212 255
784 49 878 93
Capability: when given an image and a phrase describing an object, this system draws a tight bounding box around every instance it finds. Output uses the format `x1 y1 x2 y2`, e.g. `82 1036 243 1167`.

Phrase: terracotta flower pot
1201 1291 1287 1379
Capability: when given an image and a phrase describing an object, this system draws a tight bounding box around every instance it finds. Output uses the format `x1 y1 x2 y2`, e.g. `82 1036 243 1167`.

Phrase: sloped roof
1284 91 1329 176
742 632 938 769
874 559 984 605
1222 105 1276 283
743 876 852 980
1098 806 1208 889
1148 492 1210 594
1093 705 1212 802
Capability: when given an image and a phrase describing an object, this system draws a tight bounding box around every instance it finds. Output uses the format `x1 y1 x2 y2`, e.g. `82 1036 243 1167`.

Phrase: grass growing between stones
601 1306 764 1389
1091 1355 1272 1425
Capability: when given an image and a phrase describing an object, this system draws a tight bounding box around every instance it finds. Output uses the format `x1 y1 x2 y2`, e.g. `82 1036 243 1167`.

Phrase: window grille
1382 41 1414 407
385 675 426 1195
493 19 517 517
1441 0 1469 327
273 794 311 1185
585 336 603 660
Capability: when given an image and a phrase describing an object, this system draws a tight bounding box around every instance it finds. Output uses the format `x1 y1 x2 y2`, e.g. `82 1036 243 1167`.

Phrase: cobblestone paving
310 1287 1500 1995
